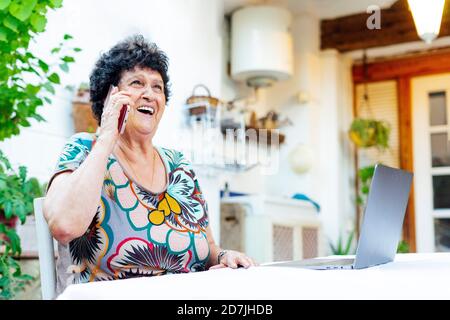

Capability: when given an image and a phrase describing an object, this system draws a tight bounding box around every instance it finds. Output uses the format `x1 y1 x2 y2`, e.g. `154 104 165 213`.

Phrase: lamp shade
408 0 446 44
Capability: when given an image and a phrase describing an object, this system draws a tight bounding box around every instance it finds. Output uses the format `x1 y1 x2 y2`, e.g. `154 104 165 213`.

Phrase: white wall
318 50 355 244
220 8 356 249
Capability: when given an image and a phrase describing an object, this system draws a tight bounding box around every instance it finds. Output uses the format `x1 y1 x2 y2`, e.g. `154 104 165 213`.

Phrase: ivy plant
348 118 390 150
0 0 80 299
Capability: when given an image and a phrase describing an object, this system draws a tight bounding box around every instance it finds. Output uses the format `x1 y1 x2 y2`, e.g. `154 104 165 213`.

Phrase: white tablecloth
58 253 450 300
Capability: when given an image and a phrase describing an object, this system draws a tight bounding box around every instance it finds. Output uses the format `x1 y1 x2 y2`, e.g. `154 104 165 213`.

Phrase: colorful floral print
52 133 210 285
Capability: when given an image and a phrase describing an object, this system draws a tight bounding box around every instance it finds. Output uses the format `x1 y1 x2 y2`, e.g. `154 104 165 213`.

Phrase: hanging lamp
408 0 446 44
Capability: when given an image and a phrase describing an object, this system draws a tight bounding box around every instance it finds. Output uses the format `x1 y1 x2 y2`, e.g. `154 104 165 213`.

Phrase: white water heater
231 6 294 88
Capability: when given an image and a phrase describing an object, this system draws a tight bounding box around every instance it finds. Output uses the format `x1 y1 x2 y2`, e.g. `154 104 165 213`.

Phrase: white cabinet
220 195 324 264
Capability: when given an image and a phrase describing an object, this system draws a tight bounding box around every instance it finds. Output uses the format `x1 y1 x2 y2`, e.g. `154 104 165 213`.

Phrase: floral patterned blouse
51 132 210 293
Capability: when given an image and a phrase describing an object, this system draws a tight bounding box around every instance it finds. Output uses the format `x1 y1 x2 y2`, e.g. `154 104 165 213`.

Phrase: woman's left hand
209 250 258 270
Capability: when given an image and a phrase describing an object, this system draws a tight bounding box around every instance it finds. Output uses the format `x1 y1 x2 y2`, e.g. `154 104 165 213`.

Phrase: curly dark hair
89 34 171 125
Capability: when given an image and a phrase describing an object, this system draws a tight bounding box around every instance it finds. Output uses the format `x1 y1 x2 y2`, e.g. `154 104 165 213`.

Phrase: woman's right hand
97 85 133 148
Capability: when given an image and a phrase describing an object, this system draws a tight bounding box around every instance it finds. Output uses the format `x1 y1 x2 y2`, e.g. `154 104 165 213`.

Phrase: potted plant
0 224 33 299
0 151 44 299
348 118 390 150
72 82 98 133
0 152 44 226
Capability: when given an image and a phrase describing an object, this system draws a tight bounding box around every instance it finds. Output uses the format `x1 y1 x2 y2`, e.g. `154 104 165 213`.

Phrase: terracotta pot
72 89 98 133
0 212 18 229
349 129 377 148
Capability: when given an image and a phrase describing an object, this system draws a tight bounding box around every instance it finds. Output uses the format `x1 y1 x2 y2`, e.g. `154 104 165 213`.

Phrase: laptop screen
353 164 413 269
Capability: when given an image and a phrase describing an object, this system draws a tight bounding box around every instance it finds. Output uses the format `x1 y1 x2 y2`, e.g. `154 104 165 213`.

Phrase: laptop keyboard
307 258 355 266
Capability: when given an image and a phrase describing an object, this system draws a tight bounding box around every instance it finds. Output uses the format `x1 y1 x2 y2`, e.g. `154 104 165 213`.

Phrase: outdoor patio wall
0 0 355 250
220 10 356 247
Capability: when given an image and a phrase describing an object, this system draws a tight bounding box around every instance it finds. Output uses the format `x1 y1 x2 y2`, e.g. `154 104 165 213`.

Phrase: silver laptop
268 164 413 270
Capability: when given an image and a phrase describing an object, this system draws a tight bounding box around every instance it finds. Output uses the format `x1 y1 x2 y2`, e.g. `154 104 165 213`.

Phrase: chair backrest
33 197 56 300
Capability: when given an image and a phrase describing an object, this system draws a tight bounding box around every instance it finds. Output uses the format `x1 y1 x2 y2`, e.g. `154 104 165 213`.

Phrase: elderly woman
44 35 256 294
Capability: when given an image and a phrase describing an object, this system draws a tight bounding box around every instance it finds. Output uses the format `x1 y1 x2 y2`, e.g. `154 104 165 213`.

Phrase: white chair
33 197 57 300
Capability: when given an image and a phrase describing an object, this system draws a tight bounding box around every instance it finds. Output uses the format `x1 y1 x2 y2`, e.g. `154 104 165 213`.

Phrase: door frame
352 49 450 252
412 74 450 252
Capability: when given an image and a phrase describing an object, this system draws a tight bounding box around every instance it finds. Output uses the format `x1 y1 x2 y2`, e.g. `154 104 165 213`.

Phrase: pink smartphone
106 85 129 134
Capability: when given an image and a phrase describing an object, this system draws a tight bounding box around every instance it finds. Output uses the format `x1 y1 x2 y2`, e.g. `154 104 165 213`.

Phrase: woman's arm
205 225 223 269
43 135 115 245
205 225 257 269
44 86 131 245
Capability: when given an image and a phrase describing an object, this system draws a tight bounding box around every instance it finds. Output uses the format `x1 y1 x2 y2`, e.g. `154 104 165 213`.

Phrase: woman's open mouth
137 105 155 116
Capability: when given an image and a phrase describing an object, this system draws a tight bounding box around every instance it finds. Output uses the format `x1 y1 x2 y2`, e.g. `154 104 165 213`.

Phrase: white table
58 253 450 300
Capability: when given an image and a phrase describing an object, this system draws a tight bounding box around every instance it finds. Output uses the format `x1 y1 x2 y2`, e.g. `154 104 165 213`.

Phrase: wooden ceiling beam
321 0 450 52
352 49 450 83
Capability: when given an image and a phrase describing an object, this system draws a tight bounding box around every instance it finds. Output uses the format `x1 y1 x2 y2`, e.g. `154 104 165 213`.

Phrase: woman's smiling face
117 66 166 137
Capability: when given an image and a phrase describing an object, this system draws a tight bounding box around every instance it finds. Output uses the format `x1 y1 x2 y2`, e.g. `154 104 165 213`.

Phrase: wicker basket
185 84 220 115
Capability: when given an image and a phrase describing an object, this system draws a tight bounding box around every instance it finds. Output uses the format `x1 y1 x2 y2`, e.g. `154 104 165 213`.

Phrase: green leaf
0 275 8 288
5 228 21 255
18 166 27 181
50 0 63 8
30 13 46 32
397 240 410 253
25 84 40 95
38 59 49 73
4 201 12 219
63 33 73 40
15 274 33 281
337 235 342 254
51 47 61 54
24 65 40 76
361 185 369 195
0 26 7 41
14 205 27 223
3 15 20 33
73 47 82 52
0 151 12 170
344 231 354 255
0 0 11 11
9 0 37 21
59 62 68 72
61 55 74 63
19 118 31 127
31 113 45 122
43 82 55 94
48 72 60 84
